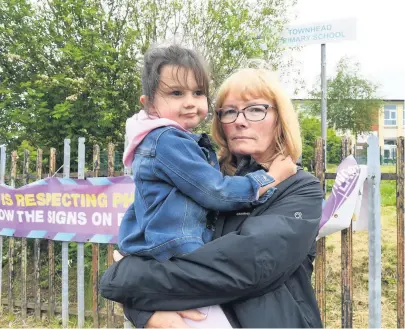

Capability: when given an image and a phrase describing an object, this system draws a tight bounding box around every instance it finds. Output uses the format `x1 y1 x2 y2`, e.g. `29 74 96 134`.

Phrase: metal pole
367 134 381 328
321 44 327 168
0 144 5 184
397 137 405 328
92 144 100 328
0 144 5 314
77 137 85 328
62 139 70 328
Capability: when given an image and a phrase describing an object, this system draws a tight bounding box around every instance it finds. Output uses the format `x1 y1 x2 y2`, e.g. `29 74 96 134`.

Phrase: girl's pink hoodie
122 110 187 167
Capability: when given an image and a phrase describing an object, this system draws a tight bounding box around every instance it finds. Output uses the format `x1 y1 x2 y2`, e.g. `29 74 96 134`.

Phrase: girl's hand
268 155 297 185
258 155 297 196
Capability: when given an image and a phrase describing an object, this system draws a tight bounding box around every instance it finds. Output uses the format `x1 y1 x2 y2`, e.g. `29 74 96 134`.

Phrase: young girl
118 44 296 262
117 44 297 327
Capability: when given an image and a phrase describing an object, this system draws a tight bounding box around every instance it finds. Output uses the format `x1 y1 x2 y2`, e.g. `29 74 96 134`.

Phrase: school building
293 98 405 163
376 100 405 162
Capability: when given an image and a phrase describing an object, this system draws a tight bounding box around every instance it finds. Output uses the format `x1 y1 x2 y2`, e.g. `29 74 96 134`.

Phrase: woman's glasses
216 104 276 124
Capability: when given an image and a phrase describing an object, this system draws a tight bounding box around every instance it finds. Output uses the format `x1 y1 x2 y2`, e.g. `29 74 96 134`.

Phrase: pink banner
0 176 134 243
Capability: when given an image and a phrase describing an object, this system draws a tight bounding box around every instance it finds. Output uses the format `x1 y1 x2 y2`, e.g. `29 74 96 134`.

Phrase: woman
100 68 323 328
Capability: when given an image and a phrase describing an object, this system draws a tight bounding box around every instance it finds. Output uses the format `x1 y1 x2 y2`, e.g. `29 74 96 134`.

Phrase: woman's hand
146 310 206 328
113 250 125 262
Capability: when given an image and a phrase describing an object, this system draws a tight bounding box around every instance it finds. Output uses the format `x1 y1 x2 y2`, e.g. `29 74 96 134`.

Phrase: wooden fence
0 135 403 328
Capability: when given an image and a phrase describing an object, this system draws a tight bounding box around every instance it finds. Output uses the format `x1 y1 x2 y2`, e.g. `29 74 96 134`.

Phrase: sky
282 0 404 100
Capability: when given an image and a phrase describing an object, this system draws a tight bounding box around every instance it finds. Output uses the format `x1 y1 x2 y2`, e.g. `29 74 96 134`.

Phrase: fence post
0 144 5 184
106 142 115 328
10 151 17 188
48 148 56 319
314 137 326 325
0 144 5 314
77 137 86 328
62 139 71 328
367 134 381 328
397 136 404 328
8 151 17 313
341 136 353 328
34 149 43 321
7 236 14 313
21 150 29 320
92 144 100 328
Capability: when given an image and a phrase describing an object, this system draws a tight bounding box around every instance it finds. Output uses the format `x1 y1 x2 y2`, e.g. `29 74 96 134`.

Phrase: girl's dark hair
141 44 210 105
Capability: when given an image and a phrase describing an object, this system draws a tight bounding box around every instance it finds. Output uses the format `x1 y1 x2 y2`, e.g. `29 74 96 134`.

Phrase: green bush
299 115 341 170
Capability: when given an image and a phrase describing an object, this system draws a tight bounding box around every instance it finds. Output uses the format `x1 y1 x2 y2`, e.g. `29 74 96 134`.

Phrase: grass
324 205 397 328
0 309 95 328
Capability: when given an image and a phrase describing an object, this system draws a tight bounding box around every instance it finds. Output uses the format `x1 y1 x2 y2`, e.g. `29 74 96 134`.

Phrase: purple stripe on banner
14 229 34 237
74 233 95 242
74 179 93 186
109 176 134 184
45 232 57 240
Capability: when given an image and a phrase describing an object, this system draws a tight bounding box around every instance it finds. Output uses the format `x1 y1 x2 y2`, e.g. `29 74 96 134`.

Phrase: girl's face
141 65 208 130
219 92 278 164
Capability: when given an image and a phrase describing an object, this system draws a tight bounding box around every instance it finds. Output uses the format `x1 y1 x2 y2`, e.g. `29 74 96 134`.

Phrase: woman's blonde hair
211 68 302 175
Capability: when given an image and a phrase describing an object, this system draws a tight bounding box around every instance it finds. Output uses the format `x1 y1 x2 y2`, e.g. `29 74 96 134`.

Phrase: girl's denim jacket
118 126 275 261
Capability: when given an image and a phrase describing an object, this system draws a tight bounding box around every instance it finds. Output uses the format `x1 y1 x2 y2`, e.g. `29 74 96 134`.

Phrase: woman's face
220 92 277 164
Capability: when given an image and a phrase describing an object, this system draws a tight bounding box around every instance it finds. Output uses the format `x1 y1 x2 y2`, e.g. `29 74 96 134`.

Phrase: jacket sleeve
153 128 275 209
123 305 153 328
99 177 323 311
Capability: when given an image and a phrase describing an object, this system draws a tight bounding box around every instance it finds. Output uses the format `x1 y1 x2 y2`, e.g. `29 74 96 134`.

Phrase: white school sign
281 18 357 46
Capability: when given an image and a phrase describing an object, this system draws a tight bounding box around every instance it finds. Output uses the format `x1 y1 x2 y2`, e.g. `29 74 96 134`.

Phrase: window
384 104 397 126
384 139 396 146
383 139 397 164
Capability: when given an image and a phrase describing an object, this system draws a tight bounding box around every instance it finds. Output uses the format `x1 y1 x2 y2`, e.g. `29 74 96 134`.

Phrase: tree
0 0 296 158
181 0 295 90
306 57 383 139
299 113 341 171
1 0 143 156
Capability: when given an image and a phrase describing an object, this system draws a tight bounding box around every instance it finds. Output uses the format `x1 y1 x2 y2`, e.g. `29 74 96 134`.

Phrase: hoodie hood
123 110 187 167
